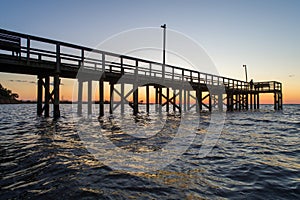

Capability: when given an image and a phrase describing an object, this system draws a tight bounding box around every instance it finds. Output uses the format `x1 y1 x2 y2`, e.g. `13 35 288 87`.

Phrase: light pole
161 24 166 78
243 64 248 82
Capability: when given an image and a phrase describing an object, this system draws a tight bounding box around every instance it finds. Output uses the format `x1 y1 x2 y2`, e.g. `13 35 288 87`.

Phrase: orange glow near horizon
1 74 300 104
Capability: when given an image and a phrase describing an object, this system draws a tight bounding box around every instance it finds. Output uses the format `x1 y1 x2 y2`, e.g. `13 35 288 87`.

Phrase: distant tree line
0 84 19 100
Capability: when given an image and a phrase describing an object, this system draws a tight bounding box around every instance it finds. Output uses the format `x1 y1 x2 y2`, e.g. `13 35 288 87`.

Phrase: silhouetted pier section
0 29 283 118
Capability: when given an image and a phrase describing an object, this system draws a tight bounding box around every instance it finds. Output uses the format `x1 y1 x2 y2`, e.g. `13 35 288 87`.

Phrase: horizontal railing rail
252 81 282 92
0 28 281 92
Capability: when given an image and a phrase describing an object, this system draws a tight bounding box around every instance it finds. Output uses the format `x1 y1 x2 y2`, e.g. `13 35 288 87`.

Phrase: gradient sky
1 0 299 103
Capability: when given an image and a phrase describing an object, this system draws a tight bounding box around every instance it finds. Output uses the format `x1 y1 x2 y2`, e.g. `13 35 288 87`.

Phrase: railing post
172 67 174 81
102 53 105 76
121 57 124 75
27 36 30 62
135 60 138 80
162 64 165 82
56 44 60 72
80 49 84 66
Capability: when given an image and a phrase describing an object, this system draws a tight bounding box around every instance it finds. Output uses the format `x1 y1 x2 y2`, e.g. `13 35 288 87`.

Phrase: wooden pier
0 29 283 118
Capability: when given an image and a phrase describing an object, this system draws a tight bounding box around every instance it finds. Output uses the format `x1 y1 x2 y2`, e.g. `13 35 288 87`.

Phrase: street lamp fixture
161 24 166 78
243 64 248 82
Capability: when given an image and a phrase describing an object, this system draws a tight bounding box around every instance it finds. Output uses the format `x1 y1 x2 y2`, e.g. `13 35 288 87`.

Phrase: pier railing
253 81 282 92
0 28 253 91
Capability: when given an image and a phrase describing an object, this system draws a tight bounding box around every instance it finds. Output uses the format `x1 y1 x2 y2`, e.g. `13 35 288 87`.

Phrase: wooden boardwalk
0 29 282 118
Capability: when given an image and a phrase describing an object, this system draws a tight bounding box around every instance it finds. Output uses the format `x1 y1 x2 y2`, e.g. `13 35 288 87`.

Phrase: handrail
0 28 281 92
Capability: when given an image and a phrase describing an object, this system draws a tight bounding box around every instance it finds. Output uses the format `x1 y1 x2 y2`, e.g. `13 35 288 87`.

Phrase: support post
231 94 234 111
238 94 241 111
245 94 249 110
173 89 176 112
179 89 182 113
184 90 187 112
209 93 212 112
159 86 162 114
146 85 150 114
77 80 83 115
53 75 60 118
218 93 223 112
155 87 158 112
274 92 279 110
254 93 257 109
250 93 253 110
133 87 139 115
110 83 114 114
88 80 92 115
257 94 260 109
44 76 50 117
121 83 125 114
166 88 169 112
53 43 61 118
37 76 43 116
187 90 190 111
196 89 201 112
279 93 283 110
226 93 231 111
99 79 104 117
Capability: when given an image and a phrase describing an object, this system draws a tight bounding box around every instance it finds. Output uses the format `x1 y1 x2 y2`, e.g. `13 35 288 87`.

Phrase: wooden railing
252 81 282 92
0 28 267 92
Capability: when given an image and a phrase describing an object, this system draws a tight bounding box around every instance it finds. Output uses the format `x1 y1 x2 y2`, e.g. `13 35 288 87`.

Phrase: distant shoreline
0 101 299 105
0 100 159 105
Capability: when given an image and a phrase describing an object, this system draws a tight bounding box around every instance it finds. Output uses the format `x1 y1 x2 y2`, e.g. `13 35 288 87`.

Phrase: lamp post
243 64 248 82
161 24 166 78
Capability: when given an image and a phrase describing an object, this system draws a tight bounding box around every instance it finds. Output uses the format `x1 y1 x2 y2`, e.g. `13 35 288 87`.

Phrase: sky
0 0 299 103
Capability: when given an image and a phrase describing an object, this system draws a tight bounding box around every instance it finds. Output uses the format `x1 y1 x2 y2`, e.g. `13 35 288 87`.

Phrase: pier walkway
0 29 282 118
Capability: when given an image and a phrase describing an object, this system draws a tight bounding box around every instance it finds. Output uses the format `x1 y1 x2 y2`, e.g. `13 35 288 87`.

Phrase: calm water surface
0 104 299 199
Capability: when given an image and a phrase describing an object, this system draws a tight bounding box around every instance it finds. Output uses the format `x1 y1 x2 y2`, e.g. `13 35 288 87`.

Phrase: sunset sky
1 0 299 104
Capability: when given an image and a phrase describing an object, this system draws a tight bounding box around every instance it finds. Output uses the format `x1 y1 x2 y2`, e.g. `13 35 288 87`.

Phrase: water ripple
0 104 299 199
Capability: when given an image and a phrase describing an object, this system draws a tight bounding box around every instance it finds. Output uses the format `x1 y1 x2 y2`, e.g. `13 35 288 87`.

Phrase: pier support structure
37 75 60 118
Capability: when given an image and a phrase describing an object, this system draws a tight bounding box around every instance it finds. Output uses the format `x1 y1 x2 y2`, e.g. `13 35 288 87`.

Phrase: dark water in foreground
0 104 299 199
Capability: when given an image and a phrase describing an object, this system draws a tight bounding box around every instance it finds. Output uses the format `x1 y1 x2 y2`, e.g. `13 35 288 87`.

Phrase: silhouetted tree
0 84 19 100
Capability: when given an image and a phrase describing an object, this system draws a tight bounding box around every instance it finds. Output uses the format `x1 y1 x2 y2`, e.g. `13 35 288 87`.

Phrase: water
0 104 299 199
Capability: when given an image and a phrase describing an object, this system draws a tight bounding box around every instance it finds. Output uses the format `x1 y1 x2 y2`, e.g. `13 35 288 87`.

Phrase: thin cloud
9 79 64 85
9 79 36 84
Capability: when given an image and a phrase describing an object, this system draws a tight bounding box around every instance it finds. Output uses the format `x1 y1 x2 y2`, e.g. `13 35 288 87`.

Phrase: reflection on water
0 104 299 199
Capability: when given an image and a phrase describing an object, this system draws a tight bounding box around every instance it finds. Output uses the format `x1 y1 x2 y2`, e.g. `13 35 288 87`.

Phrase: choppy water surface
0 104 299 199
